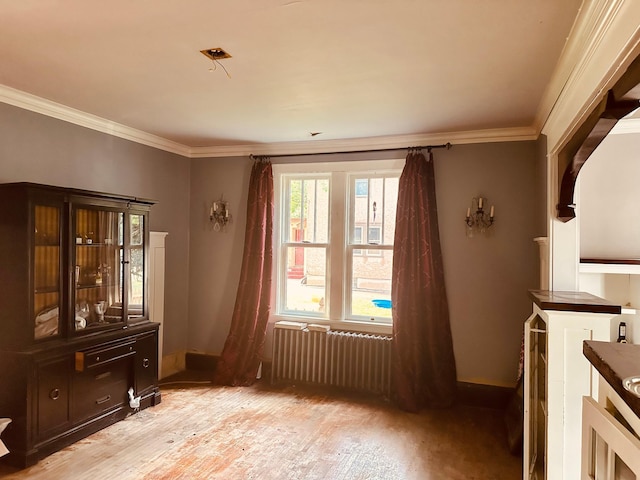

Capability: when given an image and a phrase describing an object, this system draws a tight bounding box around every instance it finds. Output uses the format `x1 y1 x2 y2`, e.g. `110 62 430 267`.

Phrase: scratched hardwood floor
0 377 521 480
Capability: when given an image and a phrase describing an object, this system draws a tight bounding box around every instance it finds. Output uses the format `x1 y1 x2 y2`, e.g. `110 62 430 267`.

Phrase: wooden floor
0 376 521 479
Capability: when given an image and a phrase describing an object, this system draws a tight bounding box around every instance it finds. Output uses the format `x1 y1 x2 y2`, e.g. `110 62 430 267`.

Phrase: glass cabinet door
74 207 124 331
127 213 145 321
34 205 62 340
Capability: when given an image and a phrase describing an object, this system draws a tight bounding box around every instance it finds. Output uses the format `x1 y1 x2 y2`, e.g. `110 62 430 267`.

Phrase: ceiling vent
200 48 232 61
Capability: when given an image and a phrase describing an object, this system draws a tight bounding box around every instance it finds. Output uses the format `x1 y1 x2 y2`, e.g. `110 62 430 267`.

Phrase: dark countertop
584 340 640 418
529 290 621 314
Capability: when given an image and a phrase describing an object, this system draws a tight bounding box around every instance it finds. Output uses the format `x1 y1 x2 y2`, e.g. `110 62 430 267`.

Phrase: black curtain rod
250 142 452 160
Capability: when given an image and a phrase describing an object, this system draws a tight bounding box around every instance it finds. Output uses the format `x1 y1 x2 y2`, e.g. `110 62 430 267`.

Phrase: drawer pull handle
95 395 111 405
142 358 150 368
49 388 60 400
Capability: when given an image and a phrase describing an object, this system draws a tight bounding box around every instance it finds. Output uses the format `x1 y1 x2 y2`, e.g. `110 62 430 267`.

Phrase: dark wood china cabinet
0 183 161 468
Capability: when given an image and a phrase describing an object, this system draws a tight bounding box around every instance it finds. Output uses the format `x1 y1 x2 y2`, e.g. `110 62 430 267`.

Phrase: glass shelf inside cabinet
74 208 124 331
34 205 61 340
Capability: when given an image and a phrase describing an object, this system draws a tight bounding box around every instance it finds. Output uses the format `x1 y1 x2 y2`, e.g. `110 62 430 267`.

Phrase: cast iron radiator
271 322 392 396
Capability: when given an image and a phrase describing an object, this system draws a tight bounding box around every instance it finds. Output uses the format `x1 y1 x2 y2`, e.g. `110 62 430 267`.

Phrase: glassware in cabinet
73 207 125 332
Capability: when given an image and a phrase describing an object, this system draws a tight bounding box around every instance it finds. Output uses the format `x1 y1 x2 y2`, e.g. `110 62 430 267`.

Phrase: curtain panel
391 150 457 411
213 160 274 386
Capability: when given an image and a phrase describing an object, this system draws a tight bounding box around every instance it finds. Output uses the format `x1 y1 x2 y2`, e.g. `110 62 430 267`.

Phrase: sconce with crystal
465 196 494 238
209 199 231 231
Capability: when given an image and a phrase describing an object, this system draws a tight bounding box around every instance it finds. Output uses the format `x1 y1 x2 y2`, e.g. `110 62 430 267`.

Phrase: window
274 160 402 326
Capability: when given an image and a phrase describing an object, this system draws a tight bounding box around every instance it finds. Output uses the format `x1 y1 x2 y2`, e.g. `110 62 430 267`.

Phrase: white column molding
149 231 168 379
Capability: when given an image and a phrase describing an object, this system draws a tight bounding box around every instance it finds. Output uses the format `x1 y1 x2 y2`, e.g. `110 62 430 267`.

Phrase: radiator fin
271 327 392 396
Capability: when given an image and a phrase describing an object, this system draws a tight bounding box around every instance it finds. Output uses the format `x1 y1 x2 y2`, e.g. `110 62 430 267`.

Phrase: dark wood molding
456 381 512 409
581 258 640 265
528 289 621 314
556 54 640 222
583 340 640 419
185 351 219 371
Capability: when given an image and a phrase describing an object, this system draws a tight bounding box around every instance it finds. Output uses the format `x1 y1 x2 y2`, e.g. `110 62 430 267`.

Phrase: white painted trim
2 81 537 159
2 3 636 160
579 262 640 275
542 0 640 153
149 231 168 379
610 117 640 134
189 126 538 158
538 0 640 292
0 84 191 157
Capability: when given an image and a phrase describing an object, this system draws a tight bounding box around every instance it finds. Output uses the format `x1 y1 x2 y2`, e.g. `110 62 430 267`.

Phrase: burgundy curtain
391 150 457 411
213 159 274 386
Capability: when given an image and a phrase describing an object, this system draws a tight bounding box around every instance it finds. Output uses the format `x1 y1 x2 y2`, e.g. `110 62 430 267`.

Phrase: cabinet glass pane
34 205 61 340
74 208 124 331
128 213 144 320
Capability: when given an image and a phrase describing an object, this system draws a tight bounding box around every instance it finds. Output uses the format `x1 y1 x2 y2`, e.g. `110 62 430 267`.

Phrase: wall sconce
465 196 494 238
209 198 231 232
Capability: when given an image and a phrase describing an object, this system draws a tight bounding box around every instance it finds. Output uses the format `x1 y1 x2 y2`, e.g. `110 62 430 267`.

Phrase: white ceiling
0 0 585 156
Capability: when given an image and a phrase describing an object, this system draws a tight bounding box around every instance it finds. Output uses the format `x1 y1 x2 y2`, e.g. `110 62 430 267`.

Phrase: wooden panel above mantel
529 290 621 314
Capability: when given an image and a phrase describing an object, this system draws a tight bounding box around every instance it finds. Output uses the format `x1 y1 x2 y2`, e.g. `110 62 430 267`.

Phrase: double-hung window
274 159 402 327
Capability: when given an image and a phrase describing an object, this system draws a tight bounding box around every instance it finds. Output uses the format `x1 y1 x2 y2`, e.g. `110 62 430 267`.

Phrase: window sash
345 244 393 322
274 161 402 326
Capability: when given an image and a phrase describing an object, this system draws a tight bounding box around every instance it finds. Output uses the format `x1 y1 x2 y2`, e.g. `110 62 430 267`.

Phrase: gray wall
189 142 541 387
1 100 541 387
188 156 253 352
436 142 539 386
0 102 191 356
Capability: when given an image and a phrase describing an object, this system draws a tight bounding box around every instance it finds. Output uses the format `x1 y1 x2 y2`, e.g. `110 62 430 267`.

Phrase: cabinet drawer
75 340 135 371
135 333 157 395
37 356 71 439
73 358 130 419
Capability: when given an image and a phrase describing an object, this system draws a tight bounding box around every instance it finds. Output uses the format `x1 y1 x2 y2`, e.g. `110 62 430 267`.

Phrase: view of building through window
277 165 400 324
349 175 397 320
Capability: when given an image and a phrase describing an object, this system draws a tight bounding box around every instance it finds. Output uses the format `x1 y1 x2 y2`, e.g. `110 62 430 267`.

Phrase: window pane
130 213 143 246
350 248 392 320
355 179 368 197
351 175 398 246
287 178 329 243
128 214 144 320
368 226 381 244
352 178 369 240
283 246 326 314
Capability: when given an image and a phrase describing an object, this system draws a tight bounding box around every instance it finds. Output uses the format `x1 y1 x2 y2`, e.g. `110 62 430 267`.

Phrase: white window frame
272 159 404 335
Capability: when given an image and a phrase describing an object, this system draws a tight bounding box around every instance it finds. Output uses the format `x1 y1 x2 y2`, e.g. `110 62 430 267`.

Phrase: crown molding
0 84 191 157
189 126 538 158
539 0 640 151
2 83 537 159
534 0 622 133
